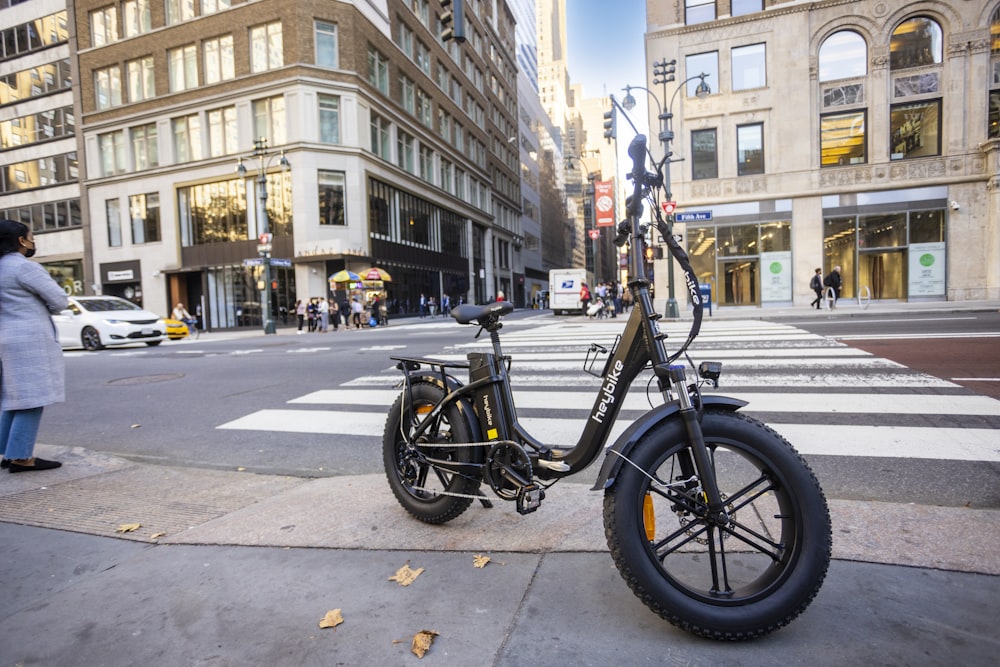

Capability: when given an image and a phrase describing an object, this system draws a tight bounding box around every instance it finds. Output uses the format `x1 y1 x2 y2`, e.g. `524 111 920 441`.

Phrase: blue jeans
0 407 44 461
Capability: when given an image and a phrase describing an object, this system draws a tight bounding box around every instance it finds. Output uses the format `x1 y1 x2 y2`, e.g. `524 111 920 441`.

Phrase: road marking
288 389 1000 416
951 377 1000 382
217 409 1000 462
834 332 1000 341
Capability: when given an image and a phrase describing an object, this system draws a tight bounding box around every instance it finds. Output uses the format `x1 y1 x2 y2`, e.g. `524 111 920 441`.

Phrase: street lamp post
236 137 290 335
621 63 710 319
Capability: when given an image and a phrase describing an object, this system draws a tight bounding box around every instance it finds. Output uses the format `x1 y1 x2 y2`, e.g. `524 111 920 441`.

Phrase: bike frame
392 134 729 518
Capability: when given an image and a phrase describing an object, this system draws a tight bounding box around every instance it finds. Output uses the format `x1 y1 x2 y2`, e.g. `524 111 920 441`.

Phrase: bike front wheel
382 382 482 524
603 409 831 640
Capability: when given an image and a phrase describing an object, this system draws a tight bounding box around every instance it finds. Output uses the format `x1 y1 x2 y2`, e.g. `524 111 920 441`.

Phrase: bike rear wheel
603 410 831 640
382 382 482 524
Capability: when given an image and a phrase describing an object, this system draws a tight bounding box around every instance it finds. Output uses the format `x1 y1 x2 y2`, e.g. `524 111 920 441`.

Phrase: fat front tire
603 410 832 640
383 382 482 524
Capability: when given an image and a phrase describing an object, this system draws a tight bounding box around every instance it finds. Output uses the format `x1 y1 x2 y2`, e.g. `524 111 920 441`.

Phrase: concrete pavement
2 299 999 665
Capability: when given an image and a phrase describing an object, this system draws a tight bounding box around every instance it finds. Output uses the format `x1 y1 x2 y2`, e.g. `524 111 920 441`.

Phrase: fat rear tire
603 410 831 640
383 382 482 524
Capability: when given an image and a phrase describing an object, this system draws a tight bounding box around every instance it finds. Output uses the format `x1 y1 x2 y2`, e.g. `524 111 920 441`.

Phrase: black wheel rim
638 439 801 605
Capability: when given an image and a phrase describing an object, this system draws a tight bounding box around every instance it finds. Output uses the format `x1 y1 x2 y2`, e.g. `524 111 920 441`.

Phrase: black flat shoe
8 458 62 473
0 459 8 469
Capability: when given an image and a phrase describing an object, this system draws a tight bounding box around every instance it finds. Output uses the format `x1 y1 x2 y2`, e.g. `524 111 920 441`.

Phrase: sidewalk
2 444 999 665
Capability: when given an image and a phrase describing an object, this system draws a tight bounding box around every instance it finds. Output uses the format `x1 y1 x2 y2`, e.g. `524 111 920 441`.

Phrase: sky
564 2 651 149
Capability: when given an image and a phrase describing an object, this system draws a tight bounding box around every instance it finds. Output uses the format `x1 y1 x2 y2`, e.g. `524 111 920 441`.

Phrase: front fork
666 365 731 527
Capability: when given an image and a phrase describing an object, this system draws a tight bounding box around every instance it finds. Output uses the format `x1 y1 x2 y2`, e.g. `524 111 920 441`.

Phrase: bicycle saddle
451 301 514 325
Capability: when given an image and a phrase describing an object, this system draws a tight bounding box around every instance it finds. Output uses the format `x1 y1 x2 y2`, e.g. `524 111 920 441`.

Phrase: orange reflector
643 493 655 542
416 405 433 415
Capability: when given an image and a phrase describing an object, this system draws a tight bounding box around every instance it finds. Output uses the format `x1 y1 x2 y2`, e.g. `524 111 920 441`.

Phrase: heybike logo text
591 359 624 424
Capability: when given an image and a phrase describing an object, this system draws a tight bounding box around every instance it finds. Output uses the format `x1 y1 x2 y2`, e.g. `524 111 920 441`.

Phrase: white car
53 296 167 351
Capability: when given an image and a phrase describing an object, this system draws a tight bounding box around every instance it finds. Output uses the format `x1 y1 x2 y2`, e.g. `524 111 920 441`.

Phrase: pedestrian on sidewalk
809 268 823 309
0 219 69 473
824 266 842 309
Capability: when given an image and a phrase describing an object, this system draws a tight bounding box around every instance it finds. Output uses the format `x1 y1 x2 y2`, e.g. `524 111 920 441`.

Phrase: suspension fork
665 365 730 526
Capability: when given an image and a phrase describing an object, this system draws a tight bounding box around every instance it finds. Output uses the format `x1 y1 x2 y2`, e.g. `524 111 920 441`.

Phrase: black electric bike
382 134 832 640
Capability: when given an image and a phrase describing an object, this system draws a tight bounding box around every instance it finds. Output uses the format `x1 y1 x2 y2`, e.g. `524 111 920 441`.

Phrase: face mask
21 238 35 257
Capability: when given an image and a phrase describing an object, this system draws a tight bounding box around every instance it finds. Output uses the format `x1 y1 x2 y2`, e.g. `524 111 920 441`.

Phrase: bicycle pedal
516 485 545 515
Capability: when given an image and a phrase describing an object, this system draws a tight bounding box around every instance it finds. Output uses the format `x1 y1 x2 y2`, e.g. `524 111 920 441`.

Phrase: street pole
623 67 711 319
237 137 289 335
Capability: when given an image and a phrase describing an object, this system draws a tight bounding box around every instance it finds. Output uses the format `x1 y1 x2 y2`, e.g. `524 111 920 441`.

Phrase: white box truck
548 268 593 315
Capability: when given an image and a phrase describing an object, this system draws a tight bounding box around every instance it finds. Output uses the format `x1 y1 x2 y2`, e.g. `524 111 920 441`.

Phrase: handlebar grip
628 135 647 177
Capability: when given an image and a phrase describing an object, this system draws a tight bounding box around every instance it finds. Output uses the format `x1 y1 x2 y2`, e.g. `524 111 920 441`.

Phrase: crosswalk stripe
216 409 1000 462
216 318 1000 464
287 389 1000 416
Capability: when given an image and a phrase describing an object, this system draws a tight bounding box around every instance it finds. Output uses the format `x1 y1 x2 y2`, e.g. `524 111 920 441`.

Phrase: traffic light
603 108 616 143
441 0 466 43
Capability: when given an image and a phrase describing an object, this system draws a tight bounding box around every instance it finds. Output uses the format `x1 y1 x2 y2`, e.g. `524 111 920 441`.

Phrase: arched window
890 16 942 70
991 5 1000 55
819 30 867 82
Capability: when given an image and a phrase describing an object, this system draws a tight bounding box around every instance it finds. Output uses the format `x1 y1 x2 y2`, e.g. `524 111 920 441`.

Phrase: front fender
590 395 747 491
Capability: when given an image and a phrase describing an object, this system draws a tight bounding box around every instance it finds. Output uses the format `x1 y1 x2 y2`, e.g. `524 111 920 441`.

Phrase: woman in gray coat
0 219 69 472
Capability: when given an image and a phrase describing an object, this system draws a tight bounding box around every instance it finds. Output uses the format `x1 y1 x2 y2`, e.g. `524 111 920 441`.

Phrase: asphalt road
39 310 1000 509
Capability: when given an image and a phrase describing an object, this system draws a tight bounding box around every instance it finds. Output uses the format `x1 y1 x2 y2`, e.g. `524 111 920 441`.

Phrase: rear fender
590 395 747 491
402 372 483 450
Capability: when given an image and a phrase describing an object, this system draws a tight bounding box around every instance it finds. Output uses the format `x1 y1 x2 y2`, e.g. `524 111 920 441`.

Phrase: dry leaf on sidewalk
411 629 439 658
319 609 344 629
472 554 491 568
388 562 424 586
116 523 141 533
150 532 166 540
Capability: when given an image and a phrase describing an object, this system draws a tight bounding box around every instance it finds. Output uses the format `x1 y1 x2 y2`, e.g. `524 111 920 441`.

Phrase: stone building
70 0 521 327
646 0 999 307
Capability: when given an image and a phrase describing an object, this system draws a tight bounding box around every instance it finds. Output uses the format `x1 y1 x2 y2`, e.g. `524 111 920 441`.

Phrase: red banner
594 180 615 227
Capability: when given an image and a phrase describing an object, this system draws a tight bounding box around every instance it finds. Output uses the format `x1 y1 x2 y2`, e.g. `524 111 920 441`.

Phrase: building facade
69 0 521 328
1 0 90 298
646 0 999 308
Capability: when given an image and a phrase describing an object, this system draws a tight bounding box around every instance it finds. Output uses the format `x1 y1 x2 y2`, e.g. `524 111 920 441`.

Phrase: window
397 131 414 172
315 21 338 68
91 6 118 46
129 193 160 244
990 91 1000 139
890 99 941 160
367 46 389 94
168 45 198 92
204 35 235 84
318 170 346 225
253 96 286 146
99 130 126 176
165 0 194 26
318 94 340 143
126 56 154 102
202 0 231 15
401 75 415 114
440 158 453 193
732 43 766 91
131 123 158 170
736 123 764 175
416 41 430 75
396 21 413 57
685 0 715 25
419 145 433 182
251 22 283 73
106 198 122 247
731 0 762 16
94 65 122 109
993 5 1000 55
691 128 718 179
686 52 718 97
417 90 432 128
370 113 390 160
821 110 866 167
172 114 202 162
208 106 237 157
819 30 867 82
122 0 151 38
890 17 942 70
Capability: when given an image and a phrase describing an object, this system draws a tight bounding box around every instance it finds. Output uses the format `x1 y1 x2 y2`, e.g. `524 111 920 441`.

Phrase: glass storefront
824 208 945 300
688 220 791 306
